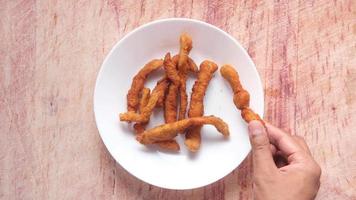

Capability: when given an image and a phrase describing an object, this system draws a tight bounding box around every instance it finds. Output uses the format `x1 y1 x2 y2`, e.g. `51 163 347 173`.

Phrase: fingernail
252 128 263 136
248 120 264 136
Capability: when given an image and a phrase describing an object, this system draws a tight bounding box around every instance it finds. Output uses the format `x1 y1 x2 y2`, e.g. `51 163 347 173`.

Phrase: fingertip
248 120 264 127
248 120 265 132
248 121 277 173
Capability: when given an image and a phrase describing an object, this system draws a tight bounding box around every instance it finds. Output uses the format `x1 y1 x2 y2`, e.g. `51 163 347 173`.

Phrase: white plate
94 18 264 190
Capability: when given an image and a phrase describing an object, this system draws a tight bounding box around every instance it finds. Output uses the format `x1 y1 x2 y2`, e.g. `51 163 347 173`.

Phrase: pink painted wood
1 0 355 199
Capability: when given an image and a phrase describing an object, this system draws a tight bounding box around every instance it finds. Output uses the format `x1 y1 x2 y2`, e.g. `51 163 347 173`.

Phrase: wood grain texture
1 0 355 199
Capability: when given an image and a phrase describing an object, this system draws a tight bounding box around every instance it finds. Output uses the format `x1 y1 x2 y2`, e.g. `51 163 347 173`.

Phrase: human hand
248 121 321 200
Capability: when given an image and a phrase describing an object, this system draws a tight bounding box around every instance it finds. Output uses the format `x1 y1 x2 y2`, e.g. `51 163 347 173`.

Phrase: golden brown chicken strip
177 33 193 120
164 53 181 85
136 116 229 144
154 140 180 151
164 84 178 123
156 95 165 108
241 108 263 123
220 65 250 109
139 88 150 114
120 78 169 123
129 83 179 150
220 65 263 124
165 51 197 123
127 59 163 112
134 121 180 151
163 53 197 123
185 60 218 152
172 54 198 73
134 123 180 151
163 53 181 123
133 88 151 135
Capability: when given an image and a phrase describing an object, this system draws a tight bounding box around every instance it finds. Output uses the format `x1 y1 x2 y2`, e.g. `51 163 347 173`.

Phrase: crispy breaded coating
164 53 197 123
156 96 165 108
133 88 151 135
178 33 193 69
241 108 263 123
179 86 188 119
185 60 218 152
164 53 181 85
133 86 179 151
220 65 251 109
139 88 150 113
187 58 198 73
172 55 198 73
154 140 180 151
120 78 168 123
177 33 193 120
134 122 180 151
220 65 263 124
233 89 250 110
163 53 180 123
136 116 229 144
133 123 146 134
220 65 242 93
127 59 163 112
164 84 178 123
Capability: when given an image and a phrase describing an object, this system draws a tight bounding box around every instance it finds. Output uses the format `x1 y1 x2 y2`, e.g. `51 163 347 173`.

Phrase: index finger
265 123 306 163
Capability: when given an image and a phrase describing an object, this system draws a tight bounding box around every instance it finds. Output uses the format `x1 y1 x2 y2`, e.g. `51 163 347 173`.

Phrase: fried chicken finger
120 78 169 123
177 33 193 120
133 88 151 134
220 65 263 124
136 116 229 144
185 60 218 152
127 59 163 112
163 53 180 123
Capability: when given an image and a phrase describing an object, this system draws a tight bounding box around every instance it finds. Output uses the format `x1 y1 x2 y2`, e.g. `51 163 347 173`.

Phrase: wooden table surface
1 0 355 199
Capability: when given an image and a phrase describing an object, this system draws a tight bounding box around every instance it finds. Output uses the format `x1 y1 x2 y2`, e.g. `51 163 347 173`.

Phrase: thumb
248 121 276 174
